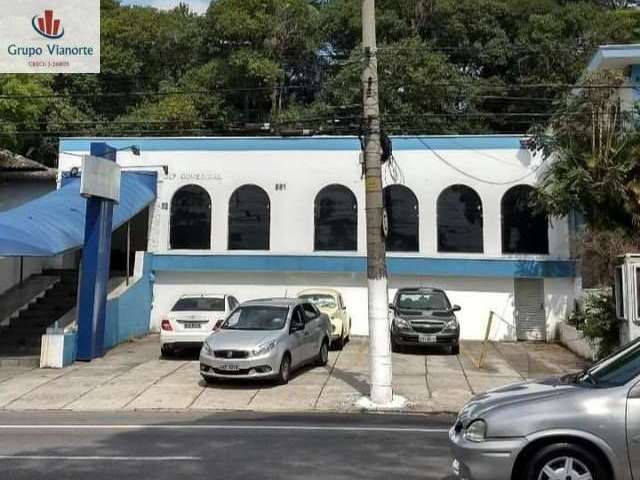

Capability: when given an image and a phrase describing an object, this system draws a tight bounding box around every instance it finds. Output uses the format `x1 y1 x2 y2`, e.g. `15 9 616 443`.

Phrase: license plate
418 334 437 344
183 322 201 329
219 363 240 371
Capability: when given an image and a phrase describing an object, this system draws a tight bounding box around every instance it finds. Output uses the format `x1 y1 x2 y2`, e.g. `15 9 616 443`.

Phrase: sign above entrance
168 172 223 181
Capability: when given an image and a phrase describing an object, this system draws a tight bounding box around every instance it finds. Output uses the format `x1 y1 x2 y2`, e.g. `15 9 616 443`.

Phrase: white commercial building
58 135 578 342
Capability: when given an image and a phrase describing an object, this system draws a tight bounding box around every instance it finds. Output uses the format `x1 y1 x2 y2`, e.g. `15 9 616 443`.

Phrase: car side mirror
452 305 461 312
388 303 395 311
291 322 304 333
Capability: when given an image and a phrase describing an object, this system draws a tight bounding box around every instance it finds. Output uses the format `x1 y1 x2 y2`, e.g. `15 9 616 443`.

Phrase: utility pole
362 0 393 406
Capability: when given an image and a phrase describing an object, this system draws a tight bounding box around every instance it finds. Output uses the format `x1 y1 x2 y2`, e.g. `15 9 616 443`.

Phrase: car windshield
172 297 225 312
222 306 288 331
299 294 337 309
578 338 640 387
396 291 450 311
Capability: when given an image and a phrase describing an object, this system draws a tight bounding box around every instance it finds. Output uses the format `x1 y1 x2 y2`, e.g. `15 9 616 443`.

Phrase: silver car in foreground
199 298 331 384
450 337 640 480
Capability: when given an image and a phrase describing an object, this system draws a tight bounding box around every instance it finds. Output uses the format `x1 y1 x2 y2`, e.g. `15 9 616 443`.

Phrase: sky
120 0 210 14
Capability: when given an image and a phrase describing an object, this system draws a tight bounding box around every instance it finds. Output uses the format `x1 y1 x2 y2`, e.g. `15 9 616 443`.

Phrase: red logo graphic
32 10 65 39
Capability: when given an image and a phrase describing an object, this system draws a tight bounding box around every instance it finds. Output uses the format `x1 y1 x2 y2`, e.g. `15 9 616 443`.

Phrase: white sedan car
160 294 239 357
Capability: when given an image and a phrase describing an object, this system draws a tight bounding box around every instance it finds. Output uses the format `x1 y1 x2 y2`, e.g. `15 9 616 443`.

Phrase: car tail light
213 320 223 331
161 319 173 331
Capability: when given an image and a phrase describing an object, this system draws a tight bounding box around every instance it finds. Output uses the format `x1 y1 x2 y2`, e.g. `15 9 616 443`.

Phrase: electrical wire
0 82 633 101
415 137 545 186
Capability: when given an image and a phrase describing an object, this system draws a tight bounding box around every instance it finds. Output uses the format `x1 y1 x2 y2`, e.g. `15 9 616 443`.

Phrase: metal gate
514 279 546 341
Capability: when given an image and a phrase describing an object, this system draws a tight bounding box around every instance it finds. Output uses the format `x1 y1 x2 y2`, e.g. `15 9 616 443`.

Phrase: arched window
501 185 548 254
170 185 211 250
314 184 357 251
437 185 484 253
228 184 270 250
384 185 419 252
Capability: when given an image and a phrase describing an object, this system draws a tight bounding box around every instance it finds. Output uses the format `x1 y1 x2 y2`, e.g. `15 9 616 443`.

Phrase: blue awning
0 171 157 257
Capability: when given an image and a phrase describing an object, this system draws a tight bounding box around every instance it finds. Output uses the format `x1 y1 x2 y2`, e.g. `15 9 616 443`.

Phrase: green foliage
570 290 620 359
531 70 640 232
3 0 640 164
0 75 53 152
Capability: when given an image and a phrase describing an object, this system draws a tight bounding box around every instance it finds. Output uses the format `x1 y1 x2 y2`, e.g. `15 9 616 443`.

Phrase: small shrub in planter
570 290 619 360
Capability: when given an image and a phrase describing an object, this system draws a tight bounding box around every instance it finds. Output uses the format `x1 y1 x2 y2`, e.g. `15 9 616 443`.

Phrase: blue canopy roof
0 172 157 257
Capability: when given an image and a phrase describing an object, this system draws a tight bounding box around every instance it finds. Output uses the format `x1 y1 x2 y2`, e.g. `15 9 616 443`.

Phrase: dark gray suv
389 287 460 355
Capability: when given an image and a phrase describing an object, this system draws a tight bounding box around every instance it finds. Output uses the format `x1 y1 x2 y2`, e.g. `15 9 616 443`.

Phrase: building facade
58 135 578 342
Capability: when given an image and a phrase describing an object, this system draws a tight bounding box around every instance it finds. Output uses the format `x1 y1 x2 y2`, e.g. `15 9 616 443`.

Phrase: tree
204 0 322 120
278 37 481 134
532 70 640 232
0 76 53 154
3 0 640 165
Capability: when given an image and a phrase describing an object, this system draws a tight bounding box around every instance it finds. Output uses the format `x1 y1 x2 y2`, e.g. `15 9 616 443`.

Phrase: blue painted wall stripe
60 135 525 153
150 254 576 279
103 253 153 350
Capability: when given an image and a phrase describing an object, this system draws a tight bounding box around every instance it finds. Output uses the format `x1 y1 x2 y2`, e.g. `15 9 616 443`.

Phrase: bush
570 290 619 360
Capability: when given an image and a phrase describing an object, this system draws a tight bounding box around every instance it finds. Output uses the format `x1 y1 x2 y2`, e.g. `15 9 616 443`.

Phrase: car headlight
252 340 276 357
464 419 487 442
443 319 459 332
394 317 411 329
202 341 214 356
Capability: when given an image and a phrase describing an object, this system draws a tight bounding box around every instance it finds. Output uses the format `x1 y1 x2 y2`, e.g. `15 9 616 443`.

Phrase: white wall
59 139 572 260
149 270 572 341
0 257 45 295
544 277 576 341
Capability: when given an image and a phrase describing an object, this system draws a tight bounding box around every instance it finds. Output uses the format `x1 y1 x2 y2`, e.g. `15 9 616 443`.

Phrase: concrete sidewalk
0 335 588 413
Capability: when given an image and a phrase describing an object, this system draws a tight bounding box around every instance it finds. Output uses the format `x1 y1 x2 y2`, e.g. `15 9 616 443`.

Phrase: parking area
0 335 588 413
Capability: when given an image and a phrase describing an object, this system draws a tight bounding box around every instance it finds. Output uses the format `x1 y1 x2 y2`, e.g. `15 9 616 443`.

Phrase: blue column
76 142 116 361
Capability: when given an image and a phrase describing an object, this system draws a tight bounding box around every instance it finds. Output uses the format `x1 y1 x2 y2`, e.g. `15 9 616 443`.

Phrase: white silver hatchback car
199 298 331 384
160 294 240 357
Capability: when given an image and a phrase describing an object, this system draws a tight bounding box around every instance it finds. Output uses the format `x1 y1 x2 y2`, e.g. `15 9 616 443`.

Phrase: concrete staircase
0 270 78 364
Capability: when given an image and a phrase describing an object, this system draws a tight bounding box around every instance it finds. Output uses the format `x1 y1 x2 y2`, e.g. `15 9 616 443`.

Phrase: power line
0 109 627 129
415 137 544 186
0 82 634 101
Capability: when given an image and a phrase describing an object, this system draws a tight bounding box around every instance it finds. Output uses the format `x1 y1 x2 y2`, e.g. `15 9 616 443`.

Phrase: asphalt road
0 411 456 480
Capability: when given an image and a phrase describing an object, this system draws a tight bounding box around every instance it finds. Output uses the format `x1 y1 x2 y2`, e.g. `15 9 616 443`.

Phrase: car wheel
317 339 329 366
161 345 175 358
333 329 345 351
451 344 460 355
202 375 217 386
276 354 291 385
391 336 403 353
526 442 606 480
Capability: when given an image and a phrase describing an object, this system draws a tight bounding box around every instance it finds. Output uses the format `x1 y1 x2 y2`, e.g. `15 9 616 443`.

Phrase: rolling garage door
514 279 546 341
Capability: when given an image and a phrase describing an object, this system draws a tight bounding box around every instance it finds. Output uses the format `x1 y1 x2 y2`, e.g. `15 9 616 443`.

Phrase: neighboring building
0 149 56 295
585 44 640 110
58 135 576 341
0 149 56 212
